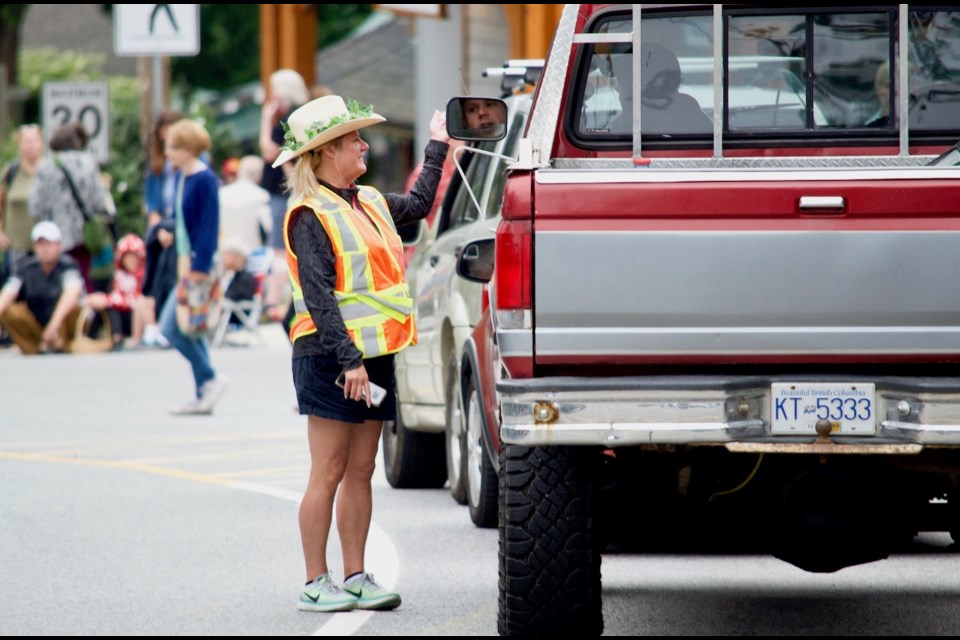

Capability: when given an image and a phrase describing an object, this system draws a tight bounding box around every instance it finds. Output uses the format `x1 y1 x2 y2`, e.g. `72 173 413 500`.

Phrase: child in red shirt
85 233 146 350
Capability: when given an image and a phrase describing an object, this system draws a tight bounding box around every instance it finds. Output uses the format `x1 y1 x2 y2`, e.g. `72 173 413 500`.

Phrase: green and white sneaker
342 572 401 610
299 573 358 612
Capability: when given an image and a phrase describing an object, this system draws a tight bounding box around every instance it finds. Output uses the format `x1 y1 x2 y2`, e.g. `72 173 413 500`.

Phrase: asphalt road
0 324 499 636
5 324 960 636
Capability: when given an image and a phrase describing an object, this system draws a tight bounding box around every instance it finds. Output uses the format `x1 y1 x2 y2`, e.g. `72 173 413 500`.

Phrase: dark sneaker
299 573 358 612
342 572 401 610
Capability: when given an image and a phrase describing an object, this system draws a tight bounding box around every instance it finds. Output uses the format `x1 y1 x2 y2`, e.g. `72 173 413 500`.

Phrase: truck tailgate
532 169 960 364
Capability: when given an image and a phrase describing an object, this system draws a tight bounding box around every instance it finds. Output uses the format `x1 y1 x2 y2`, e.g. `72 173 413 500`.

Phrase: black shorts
292 352 397 424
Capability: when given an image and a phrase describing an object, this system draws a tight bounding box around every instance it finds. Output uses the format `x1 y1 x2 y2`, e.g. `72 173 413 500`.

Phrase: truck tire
498 444 604 636
381 407 446 489
464 372 497 528
446 352 468 504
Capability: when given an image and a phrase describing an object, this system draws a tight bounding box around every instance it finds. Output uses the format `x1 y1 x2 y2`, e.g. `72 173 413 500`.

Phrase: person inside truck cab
459 98 507 138
865 61 892 128
609 42 713 135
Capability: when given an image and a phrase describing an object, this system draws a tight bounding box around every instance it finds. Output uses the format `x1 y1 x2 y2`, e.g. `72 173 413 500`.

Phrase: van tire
381 407 446 489
464 372 497 528
446 352 468 504
498 444 603 636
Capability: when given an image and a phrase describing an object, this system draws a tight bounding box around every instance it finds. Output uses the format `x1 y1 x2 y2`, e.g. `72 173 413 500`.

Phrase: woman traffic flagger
272 94 449 612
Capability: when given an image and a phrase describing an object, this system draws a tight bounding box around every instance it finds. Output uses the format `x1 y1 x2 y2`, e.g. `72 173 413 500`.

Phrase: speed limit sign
42 81 110 164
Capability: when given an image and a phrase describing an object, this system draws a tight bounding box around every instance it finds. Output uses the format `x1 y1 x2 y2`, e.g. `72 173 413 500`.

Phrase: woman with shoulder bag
29 122 110 293
159 119 228 416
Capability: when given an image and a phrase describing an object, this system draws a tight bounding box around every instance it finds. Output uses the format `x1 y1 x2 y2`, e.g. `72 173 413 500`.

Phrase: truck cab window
577 13 715 138
909 9 960 131
571 6 960 145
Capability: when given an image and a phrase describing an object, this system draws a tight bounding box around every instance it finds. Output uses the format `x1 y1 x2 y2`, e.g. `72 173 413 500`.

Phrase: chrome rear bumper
498 375 960 451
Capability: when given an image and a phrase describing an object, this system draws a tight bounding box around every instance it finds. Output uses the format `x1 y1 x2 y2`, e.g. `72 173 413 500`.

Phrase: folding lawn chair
211 246 272 347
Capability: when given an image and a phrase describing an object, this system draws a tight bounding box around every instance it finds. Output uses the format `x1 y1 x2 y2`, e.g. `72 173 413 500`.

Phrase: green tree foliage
106 75 146 237
170 4 374 91
0 4 30 87
317 5 374 48
170 4 260 92
17 47 105 124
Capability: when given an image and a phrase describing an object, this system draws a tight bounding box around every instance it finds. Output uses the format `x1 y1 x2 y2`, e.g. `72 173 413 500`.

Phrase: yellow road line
0 430 304 452
0 449 230 486
1 446 393 638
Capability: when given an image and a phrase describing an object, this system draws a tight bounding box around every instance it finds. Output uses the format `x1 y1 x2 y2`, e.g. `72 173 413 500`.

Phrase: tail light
495 219 533 378
495 219 531 324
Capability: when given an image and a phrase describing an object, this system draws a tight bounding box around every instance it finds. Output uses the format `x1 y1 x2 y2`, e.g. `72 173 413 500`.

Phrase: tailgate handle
799 196 845 211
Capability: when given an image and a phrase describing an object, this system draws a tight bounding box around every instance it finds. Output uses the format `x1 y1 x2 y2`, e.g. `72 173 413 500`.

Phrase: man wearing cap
0 221 85 354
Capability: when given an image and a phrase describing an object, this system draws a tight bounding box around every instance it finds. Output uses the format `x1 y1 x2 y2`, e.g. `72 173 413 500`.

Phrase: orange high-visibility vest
283 185 416 358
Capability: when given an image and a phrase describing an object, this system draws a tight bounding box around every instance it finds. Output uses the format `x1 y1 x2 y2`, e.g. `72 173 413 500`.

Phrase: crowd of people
0 85 291 415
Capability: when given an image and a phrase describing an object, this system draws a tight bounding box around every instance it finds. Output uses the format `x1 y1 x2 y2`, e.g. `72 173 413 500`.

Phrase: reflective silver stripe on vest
324 212 362 253
335 284 413 320
359 325 384 357
347 252 370 293
358 186 397 233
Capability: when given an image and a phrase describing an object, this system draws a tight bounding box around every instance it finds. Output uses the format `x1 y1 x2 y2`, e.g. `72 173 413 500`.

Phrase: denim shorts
292 352 397 424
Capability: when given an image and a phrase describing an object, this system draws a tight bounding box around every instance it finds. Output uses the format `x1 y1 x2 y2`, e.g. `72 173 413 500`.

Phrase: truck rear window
574 6 960 142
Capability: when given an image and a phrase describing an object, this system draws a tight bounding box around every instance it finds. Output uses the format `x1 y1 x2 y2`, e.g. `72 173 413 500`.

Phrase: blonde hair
270 69 310 107
166 119 211 156
286 138 343 201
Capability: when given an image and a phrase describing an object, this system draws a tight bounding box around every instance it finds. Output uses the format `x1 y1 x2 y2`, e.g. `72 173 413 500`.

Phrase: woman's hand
342 365 372 407
429 109 451 144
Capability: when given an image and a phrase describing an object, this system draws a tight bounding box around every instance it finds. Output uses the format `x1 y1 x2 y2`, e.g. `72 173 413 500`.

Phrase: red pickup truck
451 4 960 636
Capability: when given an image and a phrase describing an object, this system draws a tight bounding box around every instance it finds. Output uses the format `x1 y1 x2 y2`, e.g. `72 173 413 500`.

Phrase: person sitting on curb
220 238 257 328
84 233 147 351
0 221 84 354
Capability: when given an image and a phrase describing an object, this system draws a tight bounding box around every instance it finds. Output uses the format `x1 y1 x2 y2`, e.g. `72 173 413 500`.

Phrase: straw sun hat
271 95 385 168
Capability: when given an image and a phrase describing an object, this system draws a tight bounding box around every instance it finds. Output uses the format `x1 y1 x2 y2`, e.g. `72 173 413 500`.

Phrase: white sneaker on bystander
197 376 229 413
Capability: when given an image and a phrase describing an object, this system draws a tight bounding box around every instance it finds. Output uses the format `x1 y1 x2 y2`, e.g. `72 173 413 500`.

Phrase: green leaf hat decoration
281 98 376 153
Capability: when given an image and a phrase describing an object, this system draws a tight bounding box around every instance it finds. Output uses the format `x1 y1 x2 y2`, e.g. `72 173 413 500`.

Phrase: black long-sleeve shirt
289 139 449 370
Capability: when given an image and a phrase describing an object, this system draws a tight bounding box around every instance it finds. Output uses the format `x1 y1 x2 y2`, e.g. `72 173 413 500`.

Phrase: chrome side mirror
446 96 508 142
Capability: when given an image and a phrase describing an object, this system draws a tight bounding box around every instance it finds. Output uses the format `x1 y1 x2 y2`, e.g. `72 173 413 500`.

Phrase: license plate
770 383 876 435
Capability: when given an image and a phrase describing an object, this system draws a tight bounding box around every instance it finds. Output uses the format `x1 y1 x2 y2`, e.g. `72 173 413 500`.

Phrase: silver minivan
383 70 536 503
